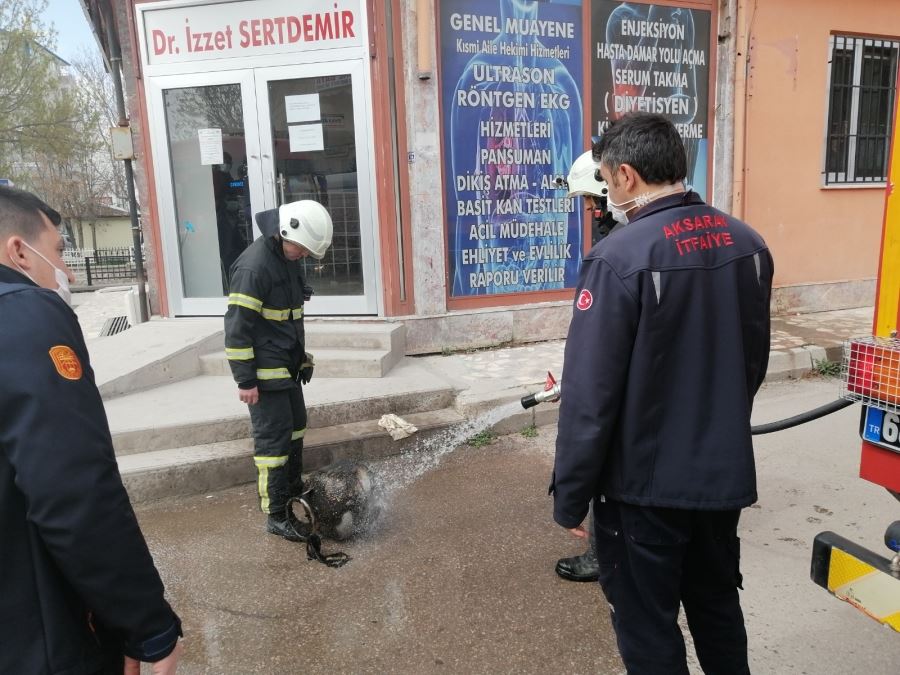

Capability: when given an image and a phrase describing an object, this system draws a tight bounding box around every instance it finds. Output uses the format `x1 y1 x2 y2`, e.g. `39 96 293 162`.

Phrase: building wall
89 217 133 249
739 0 900 310
97 0 899 350
402 0 447 316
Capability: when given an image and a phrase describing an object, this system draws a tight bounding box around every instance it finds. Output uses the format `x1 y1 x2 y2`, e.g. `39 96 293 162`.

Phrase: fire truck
810 97 900 632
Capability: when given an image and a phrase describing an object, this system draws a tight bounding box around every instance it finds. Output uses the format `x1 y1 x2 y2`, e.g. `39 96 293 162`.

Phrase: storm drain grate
100 315 131 337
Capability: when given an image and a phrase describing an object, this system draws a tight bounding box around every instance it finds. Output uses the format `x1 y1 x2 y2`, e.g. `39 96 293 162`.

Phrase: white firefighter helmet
278 200 333 259
566 150 609 200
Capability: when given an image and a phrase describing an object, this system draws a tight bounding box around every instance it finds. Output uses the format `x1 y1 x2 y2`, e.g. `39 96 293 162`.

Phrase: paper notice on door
288 124 324 152
198 128 223 165
285 94 320 123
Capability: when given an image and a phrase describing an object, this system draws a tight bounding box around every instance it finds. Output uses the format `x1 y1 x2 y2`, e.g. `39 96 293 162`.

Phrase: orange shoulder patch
49 345 83 381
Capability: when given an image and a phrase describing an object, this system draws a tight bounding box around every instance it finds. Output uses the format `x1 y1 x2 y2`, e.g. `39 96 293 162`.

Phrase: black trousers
248 384 306 515
592 499 749 675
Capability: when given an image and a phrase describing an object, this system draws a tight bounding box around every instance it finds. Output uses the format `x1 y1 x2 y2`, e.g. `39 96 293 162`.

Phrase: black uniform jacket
0 266 180 674
224 235 307 391
552 192 773 528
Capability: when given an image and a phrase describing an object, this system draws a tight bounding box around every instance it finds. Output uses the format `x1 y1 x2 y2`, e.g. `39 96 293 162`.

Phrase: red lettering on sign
152 29 167 55
316 12 334 40
342 10 355 37
288 16 301 42
262 18 275 45
273 16 286 42
201 9 355 54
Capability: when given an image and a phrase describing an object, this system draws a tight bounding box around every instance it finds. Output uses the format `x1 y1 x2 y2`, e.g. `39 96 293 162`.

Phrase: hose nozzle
521 372 561 409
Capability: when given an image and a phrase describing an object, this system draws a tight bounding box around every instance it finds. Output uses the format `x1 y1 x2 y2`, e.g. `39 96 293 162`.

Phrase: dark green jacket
224 236 307 390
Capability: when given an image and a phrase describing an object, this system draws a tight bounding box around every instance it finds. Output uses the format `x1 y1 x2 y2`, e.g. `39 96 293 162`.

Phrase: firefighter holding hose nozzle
549 113 773 673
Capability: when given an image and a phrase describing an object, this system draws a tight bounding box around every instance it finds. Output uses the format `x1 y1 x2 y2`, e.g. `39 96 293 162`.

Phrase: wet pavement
134 377 900 674
137 432 624 674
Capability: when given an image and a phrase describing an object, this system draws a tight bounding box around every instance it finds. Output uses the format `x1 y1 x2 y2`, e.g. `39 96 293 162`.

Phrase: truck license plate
861 406 900 454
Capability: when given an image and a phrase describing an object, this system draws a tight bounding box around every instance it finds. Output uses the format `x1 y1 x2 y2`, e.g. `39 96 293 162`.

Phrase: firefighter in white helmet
566 148 620 245
224 200 333 542
553 147 617 583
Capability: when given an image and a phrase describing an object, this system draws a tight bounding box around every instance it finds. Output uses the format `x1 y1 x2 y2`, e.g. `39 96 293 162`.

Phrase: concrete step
88 318 224 399
91 320 407 400
106 362 458 455
304 320 406 352
199 346 400 378
200 321 406 378
119 407 465 503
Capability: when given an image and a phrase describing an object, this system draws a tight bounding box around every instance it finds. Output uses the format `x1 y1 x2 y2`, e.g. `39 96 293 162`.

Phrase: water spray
520 372 561 409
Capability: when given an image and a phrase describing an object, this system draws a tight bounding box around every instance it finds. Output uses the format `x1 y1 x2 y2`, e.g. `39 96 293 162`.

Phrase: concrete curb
764 345 831 382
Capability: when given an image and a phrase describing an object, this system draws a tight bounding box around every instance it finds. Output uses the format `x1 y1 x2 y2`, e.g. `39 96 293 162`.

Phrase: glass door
149 70 265 315
255 61 378 315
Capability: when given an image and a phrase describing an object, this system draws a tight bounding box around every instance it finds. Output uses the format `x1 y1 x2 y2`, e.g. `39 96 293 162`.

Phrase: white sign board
285 94 320 123
198 128 223 165
288 124 324 152
142 0 363 66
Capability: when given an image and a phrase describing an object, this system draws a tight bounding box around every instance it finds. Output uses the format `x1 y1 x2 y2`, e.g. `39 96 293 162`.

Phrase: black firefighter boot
266 505 311 543
555 549 600 582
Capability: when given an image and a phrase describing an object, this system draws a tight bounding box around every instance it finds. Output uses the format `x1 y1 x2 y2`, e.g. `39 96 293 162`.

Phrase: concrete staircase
108 366 464 502
90 317 475 503
199 322 407 379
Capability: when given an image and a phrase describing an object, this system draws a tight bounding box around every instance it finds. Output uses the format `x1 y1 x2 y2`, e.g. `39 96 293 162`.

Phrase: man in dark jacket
552 113 772 674
224 200 332 542
0 186 181 674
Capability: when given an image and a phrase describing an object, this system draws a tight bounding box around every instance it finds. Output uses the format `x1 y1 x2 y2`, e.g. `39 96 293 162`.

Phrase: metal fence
64 248 137 287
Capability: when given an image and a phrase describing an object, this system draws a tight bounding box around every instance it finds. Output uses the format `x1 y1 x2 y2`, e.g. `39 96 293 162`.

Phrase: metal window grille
839 335 900 414
291 189 364 296
824 35 900 185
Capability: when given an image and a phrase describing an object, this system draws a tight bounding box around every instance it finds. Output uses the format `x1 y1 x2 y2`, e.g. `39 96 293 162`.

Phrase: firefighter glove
299 353 315 384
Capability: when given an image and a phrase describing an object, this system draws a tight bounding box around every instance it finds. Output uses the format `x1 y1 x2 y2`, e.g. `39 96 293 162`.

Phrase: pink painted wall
741 0 900 289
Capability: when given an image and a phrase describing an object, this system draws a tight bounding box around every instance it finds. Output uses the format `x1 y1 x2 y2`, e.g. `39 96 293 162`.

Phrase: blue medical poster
591 1 712 200
440 0 584 298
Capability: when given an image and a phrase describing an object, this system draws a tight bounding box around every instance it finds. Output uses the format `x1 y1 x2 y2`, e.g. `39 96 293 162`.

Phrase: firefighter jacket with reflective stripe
0 266 181 673
225 235 307 391
552 192 773 528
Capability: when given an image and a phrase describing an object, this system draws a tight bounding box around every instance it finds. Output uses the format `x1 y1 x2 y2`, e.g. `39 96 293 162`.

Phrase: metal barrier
64 248 137 287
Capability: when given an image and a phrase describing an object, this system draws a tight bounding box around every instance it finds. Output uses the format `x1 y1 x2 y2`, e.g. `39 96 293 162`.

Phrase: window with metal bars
824 35 899 185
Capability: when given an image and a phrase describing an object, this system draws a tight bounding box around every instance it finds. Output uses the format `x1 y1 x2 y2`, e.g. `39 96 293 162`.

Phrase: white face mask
607 185 683 226
13 241 72 306
607 199 632 226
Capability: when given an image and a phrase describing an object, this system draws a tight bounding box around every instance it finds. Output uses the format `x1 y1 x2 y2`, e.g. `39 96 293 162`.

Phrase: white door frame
253 60 379 315
147 69 264 316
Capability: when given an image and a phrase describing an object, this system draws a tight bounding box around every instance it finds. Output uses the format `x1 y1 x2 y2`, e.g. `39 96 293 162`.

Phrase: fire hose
286 496 351 568
520 372 855 434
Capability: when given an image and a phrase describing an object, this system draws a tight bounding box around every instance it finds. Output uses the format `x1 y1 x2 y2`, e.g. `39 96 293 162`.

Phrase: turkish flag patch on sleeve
576 289 593 311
